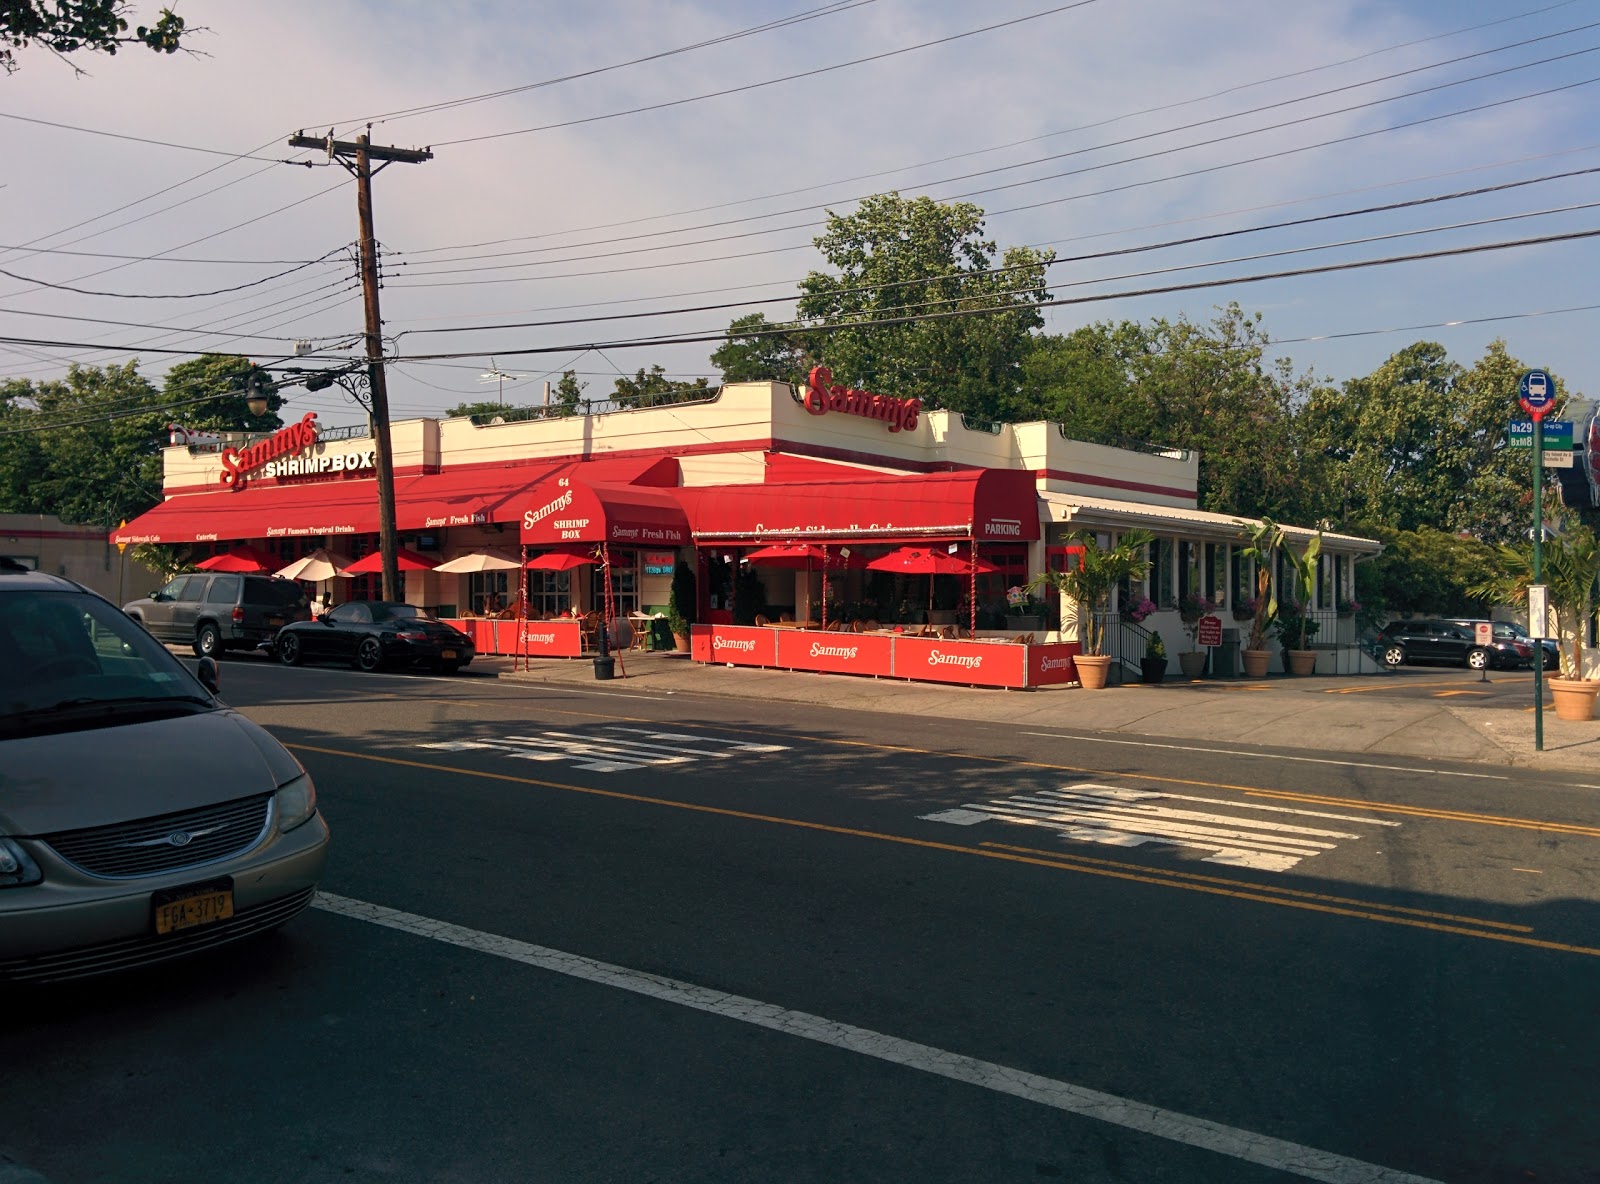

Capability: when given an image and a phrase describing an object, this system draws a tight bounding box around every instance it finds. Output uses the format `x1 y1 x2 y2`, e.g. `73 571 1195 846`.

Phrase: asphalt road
6 660 1600 1184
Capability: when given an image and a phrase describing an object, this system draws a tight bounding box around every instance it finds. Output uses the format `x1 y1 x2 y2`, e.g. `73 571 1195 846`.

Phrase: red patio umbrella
339 546 438 575
196 545 276 573
744 542 865 628
866 545 997 625
525 550 597 572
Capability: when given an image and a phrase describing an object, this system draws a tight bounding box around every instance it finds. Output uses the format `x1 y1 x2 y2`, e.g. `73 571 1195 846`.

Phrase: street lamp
244 366 272 417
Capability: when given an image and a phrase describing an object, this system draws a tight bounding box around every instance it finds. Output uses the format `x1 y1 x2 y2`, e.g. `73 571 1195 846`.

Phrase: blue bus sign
1519 368 1556 418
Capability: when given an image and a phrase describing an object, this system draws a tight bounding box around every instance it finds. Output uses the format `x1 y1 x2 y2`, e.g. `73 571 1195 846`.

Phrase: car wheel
194 622 222 659
279 633 303 667
356 637 384 673
1382 644 1406 668
1466 648 1489 671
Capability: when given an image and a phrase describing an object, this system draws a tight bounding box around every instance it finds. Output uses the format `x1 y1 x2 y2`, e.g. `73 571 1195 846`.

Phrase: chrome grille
39 793 273 878
0 887 316 983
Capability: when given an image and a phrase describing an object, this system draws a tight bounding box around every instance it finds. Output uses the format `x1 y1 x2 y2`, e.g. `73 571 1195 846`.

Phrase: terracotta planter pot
1074 654 1113 690
673 632 691 653
1547 677 1600 721
1242 648 1272 678
1139 657 1167 684
1177 651 1207 678
1285 649 1317 677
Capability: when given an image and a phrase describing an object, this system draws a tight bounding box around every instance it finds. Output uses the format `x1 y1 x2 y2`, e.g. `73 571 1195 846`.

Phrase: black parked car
124 572 311 657
1473 619 1559 670
274 601 474 673
1377 619 1531 671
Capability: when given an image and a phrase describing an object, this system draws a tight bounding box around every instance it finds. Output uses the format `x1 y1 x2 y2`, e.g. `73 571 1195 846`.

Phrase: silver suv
123 573 310 657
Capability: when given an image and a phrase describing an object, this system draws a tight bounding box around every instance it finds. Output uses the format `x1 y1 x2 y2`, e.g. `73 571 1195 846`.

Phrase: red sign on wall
802 365 922 434
1197 615 1223 648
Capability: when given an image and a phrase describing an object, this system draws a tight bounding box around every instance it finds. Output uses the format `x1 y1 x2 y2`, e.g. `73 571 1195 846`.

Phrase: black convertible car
272 602 474 673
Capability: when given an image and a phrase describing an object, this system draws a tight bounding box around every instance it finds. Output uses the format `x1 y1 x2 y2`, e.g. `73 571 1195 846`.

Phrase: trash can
649 618 674 651
593 622 615 679
1213 627 1240 677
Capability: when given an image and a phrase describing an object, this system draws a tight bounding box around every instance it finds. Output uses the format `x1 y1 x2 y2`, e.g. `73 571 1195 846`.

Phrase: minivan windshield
0 589 211 735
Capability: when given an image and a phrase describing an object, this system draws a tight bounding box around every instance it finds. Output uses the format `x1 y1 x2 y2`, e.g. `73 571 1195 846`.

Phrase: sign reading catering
219 412 320 490
803 365 921 434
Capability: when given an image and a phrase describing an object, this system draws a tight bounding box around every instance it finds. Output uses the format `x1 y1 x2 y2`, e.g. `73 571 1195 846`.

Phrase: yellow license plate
154 885 234 935
267 616 284 626
440 649 457 659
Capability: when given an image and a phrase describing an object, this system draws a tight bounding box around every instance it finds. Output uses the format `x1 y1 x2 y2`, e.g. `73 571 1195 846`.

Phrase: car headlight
275 773 318 833
0 838 42 888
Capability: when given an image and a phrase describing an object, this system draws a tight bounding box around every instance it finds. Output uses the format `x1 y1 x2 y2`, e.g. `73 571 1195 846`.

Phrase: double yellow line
289 742 1600 960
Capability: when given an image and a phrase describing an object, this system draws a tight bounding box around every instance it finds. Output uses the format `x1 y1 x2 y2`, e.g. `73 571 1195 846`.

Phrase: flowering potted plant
1140 631 1168 684
1005 584 1044 631
1336 597 1361 619
1123 596 1157 624
1176 574 1213 677
1232 596 1258 622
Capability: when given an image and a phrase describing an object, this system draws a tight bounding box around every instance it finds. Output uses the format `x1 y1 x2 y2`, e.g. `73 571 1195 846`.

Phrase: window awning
676 468 1040 543
112 454 680 546
520 476 690 547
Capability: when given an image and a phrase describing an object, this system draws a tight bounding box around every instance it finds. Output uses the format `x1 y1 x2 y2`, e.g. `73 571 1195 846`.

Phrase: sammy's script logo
802 366 920 434
808 642 859 659
220 413 319 490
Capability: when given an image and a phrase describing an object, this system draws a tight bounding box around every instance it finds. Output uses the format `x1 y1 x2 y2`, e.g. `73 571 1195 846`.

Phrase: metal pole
1533 414 1544 752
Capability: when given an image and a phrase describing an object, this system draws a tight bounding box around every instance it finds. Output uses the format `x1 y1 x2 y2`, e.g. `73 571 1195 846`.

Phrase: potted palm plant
1475 521 1599 720
1028 528 1154 689
1276 529 1323 676
1240 519 1283 678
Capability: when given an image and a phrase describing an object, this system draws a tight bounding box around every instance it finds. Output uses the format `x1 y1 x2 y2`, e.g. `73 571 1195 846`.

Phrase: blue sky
2 0 1596 428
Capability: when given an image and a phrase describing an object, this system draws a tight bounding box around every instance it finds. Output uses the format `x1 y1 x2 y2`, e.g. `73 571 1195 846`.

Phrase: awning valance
676 468 1040 544
520 477 690 547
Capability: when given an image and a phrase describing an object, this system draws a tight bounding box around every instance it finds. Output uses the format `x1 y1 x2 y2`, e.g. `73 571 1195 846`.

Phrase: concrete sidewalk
483 650 1600 775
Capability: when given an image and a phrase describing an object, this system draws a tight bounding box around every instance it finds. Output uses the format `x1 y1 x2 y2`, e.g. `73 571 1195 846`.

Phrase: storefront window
1204 542 1226 607
526 571 570 618
1231 547 1252 608
1154 538 1175 608
592 557 639 615
468 571 509 615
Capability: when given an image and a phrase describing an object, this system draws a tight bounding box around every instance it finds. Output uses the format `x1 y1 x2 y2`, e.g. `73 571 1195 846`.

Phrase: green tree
445 399 517 419
1316 340 1562 542
795 193 1052 420
2 1 192 75
1364 525 1500 617
164 353 283 435
711 313 814 386
610 365 711 408
552 369 586 416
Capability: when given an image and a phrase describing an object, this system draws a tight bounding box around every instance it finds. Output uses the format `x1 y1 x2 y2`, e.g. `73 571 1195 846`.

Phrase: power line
392 43 1600 283
332 0 879 128
1271 302 1600 344
387 227 1600 363
386 171 1600 338
0 247 351 299
396 0 1586 257
397 20 1600 270
434 1 1101 146
0 243 339 265
0 110 312 163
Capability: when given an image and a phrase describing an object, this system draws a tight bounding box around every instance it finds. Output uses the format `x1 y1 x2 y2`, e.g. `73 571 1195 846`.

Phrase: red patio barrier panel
776 629 894 677
444 618 584 657
891 635 1027 687
706 624 778 667
1028 642 1082 686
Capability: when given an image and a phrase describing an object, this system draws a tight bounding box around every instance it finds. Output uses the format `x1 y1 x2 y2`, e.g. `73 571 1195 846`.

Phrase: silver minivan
1 564 329 983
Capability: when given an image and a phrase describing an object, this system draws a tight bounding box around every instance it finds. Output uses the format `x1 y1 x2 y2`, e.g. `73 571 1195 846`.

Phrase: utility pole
288 128 432 602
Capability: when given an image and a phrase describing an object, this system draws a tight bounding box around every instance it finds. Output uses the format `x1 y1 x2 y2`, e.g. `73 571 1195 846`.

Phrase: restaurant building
114 373 1380 681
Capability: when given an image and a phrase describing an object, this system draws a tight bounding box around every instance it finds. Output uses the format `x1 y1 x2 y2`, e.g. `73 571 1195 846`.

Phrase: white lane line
605 727 791 754
1037 784 1396 828
1019 733 1511 780
1024 792 1364 839
311 891 1441 1184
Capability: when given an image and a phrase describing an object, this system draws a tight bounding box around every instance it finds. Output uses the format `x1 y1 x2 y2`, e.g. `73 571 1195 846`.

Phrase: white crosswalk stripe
417 725 789 775
920 782 1398 872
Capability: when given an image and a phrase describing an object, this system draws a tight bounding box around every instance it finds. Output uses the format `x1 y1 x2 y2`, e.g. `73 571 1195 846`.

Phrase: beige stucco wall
1 514 164 605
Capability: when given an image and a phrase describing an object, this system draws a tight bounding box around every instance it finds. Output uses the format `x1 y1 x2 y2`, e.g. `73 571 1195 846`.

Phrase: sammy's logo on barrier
714 637 757 652
521 632 557 645
927 649 983 669
809 642 859 659
1039 655 1075 671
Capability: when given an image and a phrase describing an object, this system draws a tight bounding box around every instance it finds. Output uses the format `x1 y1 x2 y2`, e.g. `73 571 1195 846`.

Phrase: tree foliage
794 193 1052 418
610 365 711 408
2 1 191 74
711 313 813 386
0 354 276 528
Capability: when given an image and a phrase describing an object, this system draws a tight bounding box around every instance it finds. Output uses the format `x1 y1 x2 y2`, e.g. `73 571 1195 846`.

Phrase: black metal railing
467 386 723 426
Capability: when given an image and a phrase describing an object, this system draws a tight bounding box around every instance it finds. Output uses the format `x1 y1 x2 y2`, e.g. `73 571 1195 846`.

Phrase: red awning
676 468 1040 544
520 475 690 547
113 454 682 545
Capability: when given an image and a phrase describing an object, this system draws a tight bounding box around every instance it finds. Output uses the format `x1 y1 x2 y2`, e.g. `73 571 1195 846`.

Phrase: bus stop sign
1519 368 1555 419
